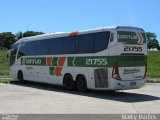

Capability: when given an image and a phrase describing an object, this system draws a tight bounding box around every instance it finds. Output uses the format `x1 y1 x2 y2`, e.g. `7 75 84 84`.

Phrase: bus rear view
111 26 147 90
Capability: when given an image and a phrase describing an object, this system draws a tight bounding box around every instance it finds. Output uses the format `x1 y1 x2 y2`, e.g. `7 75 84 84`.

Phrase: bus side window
37 40 50 55
62 36 76 54
94 31 110 52
78 33 94 53
50 38 63 55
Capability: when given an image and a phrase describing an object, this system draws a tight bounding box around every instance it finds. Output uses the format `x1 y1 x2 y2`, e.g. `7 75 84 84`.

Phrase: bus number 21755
124 46 142 52
86 58 107 66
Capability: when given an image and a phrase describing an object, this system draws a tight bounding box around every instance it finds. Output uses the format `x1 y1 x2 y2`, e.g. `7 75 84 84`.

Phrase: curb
146 83 160 85
0 78 14 80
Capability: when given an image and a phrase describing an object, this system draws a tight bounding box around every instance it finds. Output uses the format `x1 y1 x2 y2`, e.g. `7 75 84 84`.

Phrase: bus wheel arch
17 70 24 82
63 73 75 91
76 74 88 92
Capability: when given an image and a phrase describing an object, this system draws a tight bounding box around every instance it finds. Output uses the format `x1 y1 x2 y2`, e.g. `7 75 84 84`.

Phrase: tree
147 39 159 50
146 32 157 40
23 31 44 38
146 32 159 50
0 32 15 49
158 46 160 50
15 31 44 40
0 31 44 49
15 31 23 40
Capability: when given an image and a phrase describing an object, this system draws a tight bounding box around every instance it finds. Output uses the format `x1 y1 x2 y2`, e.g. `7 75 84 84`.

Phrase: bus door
23 57 43 82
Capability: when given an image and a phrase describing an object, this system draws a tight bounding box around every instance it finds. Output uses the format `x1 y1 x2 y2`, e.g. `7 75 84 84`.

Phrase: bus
9 26 147 92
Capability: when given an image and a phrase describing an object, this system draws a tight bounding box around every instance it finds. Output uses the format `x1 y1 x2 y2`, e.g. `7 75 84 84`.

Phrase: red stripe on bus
55 67 62 76
58 57 66 66
137 32 143 44
47 57 52 66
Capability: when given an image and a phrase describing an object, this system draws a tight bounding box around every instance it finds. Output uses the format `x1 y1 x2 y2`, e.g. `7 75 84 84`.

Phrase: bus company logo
118 34 138 40
21 58 26 65
118 31 145 44
25 58 42 65
123 68 140 74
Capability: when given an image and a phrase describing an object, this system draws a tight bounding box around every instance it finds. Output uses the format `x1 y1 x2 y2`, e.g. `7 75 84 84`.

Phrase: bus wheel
63 74 75 91
18 71 24 83
76 75 88 93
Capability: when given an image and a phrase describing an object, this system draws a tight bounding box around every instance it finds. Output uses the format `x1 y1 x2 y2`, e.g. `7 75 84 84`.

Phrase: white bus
9 26 147 92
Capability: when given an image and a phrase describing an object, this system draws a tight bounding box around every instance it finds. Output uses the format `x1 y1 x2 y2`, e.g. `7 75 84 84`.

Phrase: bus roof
14 26 144 44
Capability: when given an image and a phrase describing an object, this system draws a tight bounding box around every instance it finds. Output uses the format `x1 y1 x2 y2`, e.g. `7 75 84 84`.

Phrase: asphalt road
0 82 159 114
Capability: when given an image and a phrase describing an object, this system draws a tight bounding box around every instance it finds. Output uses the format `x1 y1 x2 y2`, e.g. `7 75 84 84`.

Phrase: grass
0 49 10 76
0 78 16 83
0 50 160 83
147 51 160 78
0 49 13 83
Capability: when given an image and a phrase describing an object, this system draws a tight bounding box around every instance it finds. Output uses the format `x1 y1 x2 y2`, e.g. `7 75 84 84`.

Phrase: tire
63 74 75 91
18 71 24 83
76 75 88 93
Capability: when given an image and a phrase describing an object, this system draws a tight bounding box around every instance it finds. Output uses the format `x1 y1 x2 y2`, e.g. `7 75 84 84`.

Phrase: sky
0 0 160 41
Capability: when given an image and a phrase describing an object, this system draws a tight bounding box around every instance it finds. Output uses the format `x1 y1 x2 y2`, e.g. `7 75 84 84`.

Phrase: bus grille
94 68 108 88
120 53 145 60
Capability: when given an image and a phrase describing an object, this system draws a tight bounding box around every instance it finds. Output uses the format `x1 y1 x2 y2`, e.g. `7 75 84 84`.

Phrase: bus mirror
6 49 14 58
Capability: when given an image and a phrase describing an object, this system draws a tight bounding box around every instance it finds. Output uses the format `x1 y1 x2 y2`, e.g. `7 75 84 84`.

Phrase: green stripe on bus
67 56 147 67
52 57 58 66
118 56 147 67
21 55 147 67
67 57 74 66
49 67 55 75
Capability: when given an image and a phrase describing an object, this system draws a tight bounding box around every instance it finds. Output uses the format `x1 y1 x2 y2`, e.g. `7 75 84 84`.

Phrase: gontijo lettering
26 59 41 65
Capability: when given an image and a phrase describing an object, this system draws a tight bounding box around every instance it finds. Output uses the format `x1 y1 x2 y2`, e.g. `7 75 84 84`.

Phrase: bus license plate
130 82 136 86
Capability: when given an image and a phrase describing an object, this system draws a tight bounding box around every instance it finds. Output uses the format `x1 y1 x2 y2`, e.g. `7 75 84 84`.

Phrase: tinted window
10 43 20 65
78 33 93 53
94 31 110 52
50 38 62 55
18 41 38 57
18 42 28 57
18 31 110 57
62 36 76 54
12 43 19 51
28 41 38 55
37 40 50 55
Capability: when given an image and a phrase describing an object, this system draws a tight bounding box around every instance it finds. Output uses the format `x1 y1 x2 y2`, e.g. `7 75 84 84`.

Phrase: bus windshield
10 43 19 66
